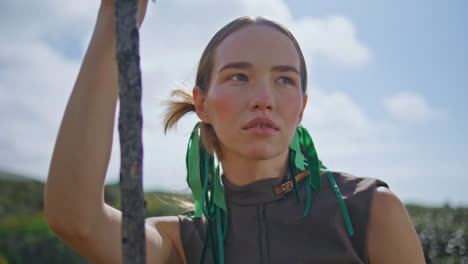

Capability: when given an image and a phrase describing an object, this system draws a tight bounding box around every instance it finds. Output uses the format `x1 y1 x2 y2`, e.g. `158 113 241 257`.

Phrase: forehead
213 24 301 71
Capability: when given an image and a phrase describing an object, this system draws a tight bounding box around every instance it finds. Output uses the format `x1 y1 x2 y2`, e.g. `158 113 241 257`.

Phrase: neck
220 148 289 187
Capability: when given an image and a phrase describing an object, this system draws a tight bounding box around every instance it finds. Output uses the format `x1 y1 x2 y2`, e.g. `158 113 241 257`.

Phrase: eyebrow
217 61 300 75
271 65 300 75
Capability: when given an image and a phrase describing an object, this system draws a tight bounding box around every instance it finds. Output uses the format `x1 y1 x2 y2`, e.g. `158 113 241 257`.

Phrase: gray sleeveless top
178 170 388 264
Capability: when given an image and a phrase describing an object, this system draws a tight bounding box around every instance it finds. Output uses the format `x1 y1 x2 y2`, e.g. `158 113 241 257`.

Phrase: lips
242 117 279 131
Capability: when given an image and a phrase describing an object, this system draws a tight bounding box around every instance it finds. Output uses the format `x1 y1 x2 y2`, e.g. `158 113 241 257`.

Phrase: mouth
242 117 279 136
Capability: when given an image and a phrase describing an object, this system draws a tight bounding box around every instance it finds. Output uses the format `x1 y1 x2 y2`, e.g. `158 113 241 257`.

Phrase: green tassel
297 127 321 193
212 158 227 212
216 207 225 264
290 126 321 217
289 129 306 171
209 218 217 262
303 180 312 217
213 163 228 239
200 145 212 218
186 123 203 218
186 122 228 264
321 164 354 236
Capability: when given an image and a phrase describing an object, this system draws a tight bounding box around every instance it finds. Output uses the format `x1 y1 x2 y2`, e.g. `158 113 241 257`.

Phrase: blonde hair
163 16 308 158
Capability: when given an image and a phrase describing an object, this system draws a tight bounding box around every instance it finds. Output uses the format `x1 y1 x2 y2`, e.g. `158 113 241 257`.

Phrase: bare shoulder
146 216 179 234
371 186 404 211
367 187 425 264
146 216 186 264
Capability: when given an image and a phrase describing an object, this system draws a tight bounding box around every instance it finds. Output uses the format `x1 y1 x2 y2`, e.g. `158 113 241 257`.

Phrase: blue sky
287 0 467 136
284 0 468 205
0 0 466 206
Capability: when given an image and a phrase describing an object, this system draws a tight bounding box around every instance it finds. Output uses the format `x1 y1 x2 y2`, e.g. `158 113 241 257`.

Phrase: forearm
45 6 119 235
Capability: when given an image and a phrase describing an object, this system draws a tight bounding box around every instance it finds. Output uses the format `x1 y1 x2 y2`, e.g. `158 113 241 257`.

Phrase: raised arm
44 2 183 263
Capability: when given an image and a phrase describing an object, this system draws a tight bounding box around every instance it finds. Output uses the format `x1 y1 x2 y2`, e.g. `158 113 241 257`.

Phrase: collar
222 170 308 205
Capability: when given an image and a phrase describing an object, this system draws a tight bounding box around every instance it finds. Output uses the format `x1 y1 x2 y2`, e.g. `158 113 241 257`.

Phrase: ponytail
163 88 195 133
163 87 223 158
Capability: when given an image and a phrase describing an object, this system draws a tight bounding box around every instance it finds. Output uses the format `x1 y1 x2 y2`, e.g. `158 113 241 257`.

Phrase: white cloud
302 87 373 138
290 16 372 67
138 0 371 84
0 39 79 181
383 92 447 123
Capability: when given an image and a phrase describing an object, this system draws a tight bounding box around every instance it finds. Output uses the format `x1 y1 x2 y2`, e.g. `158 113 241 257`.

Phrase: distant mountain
0 169 192 218
0 170 44 216
0 170 40 182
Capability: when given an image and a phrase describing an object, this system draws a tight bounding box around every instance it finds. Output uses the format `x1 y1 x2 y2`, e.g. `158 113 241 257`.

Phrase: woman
44 0 425 263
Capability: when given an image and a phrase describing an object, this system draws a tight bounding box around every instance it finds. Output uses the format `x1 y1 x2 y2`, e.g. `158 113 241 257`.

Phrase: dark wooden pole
114 0 146 263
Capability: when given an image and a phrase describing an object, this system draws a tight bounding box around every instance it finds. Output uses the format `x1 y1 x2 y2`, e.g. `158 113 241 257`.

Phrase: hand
100 0 149 28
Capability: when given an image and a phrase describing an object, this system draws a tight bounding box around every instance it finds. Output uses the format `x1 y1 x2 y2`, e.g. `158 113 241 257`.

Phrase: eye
229 73 248 82
277 76 294 85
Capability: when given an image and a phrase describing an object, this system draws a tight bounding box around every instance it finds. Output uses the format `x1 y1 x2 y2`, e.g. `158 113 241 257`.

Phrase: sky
0 0 466 206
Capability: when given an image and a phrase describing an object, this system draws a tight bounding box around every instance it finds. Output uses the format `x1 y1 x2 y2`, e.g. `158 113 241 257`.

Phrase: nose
249 81 273 111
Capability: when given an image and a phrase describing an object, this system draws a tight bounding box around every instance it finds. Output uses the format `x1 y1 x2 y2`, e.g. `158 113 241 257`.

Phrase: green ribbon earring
186 122 227 217
289 126 354 236
289 126 321 216
186 122 227 264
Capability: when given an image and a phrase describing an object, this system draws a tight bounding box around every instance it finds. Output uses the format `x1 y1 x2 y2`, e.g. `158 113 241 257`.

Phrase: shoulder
370 186 403 213
368 187 407 227
146 215 180 235
367 187 425 263
146 216 187 264
329 171 388 199
328 172 425 263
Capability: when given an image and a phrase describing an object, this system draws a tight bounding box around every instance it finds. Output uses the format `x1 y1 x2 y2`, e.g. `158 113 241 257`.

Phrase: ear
297 94 308 125
193 86 211 124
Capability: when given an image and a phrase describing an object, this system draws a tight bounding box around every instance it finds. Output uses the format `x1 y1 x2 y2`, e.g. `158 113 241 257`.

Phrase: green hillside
0 170 466 263
0 171 34 181
0 171 191 264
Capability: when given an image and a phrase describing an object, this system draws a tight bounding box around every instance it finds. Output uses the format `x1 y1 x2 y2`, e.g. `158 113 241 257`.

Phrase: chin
241 145 284 161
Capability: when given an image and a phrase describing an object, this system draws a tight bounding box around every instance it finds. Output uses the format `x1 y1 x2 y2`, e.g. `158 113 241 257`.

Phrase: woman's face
195 24 307 161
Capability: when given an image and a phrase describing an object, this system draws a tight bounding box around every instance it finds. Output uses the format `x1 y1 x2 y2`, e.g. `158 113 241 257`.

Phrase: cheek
280 92 304 121
207 87 242 121
213 95 232 114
